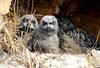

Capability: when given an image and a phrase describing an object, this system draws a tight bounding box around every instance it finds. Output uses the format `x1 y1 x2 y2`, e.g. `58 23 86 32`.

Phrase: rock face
72 0 100 41
0 64 26 68
11 0 100 40
0 49 8 62
0 0 12 15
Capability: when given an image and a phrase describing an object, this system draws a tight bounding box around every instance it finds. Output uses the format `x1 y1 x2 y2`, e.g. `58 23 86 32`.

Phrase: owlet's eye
31 20 36 24
49 22 53 25
25 19 28 22
43 21 48 25
22 18 25 22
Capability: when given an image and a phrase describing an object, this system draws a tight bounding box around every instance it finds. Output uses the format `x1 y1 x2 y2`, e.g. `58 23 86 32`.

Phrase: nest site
0 0 100 68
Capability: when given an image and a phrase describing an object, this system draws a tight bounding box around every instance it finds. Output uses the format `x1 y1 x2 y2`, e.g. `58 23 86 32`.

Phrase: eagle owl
56 15 100 53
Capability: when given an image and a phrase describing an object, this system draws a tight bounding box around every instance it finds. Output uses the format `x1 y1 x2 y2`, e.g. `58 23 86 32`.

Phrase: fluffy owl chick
29 15 60 53
17 14 38 44
18 14 38 33
38 15 60 53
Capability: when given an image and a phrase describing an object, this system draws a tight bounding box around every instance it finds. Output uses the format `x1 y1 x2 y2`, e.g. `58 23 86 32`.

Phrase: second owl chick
17 14 38 44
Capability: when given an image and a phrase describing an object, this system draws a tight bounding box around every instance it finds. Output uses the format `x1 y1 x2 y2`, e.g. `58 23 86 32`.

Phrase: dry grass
0 9 34 68
0 0 41 68
1 12 26 54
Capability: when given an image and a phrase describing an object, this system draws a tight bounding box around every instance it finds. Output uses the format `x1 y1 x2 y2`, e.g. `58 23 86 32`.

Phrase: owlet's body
28 15 60 53
17 15 38 44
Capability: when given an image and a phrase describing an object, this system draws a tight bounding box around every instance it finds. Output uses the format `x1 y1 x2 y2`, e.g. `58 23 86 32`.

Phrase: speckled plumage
56 16 99 53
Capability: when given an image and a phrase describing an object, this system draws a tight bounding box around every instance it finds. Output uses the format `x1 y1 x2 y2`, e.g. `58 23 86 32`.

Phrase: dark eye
49 22 53 25
25 19 28 22
22 18 25 22
31 20 36 24
43 21 48 25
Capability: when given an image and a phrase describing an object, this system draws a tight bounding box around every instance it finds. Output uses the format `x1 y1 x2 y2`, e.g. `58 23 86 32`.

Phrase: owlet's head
19 14 38 33
39 15 59 35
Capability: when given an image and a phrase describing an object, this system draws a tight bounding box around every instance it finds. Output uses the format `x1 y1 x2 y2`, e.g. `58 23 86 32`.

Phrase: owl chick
28 15 60 53
17 14 38 44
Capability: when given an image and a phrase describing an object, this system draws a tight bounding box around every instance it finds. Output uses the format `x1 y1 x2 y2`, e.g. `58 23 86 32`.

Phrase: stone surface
0 0 12 15
0 45 8 62
0 64 26 68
